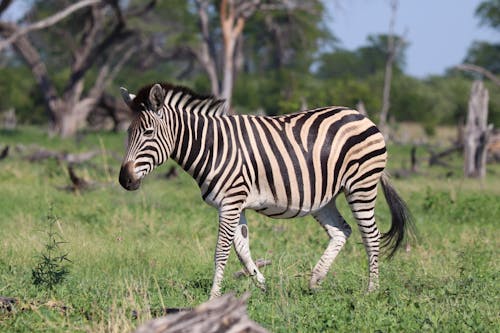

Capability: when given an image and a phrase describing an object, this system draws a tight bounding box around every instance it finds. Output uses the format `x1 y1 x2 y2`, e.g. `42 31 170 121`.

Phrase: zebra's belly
243 192 331 219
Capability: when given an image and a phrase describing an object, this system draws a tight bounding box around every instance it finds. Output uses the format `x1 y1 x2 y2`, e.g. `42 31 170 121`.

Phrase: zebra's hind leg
310 200 352 289
233 212 266 291
347 189 381 292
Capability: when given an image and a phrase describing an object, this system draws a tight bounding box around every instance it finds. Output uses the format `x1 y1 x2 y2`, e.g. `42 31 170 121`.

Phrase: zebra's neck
170 109 219 183
160 87 229 186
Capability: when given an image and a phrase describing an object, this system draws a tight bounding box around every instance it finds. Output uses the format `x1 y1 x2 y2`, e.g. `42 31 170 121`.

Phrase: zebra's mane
131 82 228 116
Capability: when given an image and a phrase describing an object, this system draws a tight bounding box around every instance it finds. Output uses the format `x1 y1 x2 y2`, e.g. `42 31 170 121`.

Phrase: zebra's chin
121 179 141 191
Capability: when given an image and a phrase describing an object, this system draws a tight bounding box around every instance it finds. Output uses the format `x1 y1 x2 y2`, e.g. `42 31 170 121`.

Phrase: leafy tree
0 64 45 123
461 0 499 75
0 0 155 137
475 0 500 29
315 34 407 80
463 41 500 74
229 1 333 114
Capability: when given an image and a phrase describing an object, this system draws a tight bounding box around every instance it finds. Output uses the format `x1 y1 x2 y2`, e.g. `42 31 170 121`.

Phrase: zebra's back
227 107 387 218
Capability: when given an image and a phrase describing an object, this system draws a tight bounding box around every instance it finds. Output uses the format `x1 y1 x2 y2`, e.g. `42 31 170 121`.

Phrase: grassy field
0 127 499 332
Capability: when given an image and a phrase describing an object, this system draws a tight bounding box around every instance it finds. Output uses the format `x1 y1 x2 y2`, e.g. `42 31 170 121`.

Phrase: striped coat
119 83 412 299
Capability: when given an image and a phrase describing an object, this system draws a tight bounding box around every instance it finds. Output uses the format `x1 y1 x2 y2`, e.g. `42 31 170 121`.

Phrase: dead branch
23 146 99 164
428 144 462 167
134 293 268 333
456 63 500 87
234 259 271 278
0 0 102 51
0 145 9 160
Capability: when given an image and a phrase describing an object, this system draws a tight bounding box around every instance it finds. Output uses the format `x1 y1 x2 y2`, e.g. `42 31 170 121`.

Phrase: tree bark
193 0 261 108
134 293 268 333
195 0 220 96
464 80 490 178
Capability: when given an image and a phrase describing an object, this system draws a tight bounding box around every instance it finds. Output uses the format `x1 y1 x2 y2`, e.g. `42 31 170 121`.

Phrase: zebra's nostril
119 161 140 190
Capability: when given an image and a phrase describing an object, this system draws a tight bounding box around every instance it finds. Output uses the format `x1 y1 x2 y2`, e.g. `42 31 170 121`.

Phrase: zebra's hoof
309 275 325 290
366 283 380 293
255 279 267 293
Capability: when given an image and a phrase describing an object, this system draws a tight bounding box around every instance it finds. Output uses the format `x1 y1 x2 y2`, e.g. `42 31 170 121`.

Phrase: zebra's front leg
209 206 240 300
233 212 266 292
310 200 352 289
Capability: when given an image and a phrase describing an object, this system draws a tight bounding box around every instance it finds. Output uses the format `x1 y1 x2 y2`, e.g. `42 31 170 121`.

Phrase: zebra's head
119 83 172 191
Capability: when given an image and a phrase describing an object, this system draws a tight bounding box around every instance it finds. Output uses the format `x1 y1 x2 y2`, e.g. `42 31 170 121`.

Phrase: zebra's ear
120 87 135 108
149 84 165 113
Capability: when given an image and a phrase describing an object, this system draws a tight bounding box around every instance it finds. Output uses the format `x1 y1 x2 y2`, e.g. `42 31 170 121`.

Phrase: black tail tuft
380 173 414 259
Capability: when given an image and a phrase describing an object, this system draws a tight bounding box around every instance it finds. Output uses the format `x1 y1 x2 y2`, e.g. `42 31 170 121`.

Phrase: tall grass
0 127 498 332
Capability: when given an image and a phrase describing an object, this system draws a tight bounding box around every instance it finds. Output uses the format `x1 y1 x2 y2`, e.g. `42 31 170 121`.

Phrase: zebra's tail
379 173 414 258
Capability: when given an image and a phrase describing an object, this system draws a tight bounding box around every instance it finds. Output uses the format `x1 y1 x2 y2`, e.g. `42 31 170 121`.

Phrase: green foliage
475 0 500 29
0 66 45 124
315 34 407 80
463 41 500 74
31 207 71 290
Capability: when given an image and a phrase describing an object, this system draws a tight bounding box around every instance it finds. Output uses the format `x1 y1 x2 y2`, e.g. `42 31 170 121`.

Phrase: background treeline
0 0 499 137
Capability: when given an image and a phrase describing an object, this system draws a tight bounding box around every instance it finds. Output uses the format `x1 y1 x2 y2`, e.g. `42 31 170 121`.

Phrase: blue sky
326 0 498 78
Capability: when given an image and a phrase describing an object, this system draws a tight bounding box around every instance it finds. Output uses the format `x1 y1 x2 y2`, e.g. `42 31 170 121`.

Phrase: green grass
0 127 499 332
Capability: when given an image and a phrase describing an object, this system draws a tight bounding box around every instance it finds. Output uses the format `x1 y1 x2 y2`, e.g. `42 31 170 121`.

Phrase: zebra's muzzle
119 161 141 191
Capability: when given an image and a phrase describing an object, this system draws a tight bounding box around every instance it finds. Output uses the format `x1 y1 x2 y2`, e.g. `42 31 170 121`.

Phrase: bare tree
0 0 101 51
0 0 154 137
192 0 262 108
190 0 310 109
464 80 491 178
379 0 404 140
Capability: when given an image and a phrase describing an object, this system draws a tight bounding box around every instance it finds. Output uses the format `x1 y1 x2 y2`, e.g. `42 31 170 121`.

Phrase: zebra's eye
144 129 154 137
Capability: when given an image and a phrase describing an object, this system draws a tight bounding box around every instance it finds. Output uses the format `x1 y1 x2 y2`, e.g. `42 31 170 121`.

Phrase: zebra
118 82 413 299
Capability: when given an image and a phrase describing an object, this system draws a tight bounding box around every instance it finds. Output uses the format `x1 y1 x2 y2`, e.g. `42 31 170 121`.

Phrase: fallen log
26 147 99 164
428 144 462 167
134 293 268 333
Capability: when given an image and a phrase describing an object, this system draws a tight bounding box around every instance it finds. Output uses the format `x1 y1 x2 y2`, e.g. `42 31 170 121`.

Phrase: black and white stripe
119 83 412 298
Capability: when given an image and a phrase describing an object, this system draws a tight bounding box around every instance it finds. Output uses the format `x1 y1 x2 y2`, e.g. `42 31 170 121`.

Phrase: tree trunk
195 0 220 96
1 1 148 137
220 0 246 107
464 80 490 178
52 96 99 137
